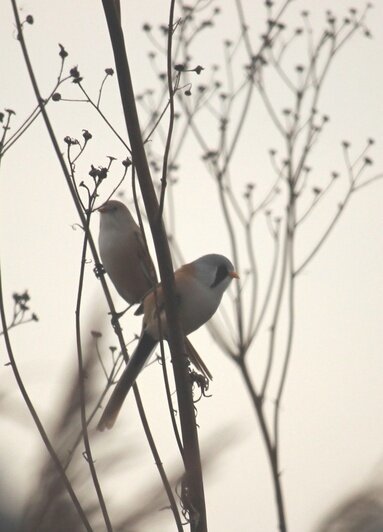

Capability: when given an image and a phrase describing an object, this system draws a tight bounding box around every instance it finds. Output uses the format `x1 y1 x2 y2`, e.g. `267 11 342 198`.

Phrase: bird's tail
185 338 213 381
97 332 157 431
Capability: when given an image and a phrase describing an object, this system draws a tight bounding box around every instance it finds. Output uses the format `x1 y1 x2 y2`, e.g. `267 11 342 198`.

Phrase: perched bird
98 200 155 305
97 254 239 431
98 199 213 380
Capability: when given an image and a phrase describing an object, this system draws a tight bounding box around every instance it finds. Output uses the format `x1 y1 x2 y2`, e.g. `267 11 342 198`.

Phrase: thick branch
101 1 207 529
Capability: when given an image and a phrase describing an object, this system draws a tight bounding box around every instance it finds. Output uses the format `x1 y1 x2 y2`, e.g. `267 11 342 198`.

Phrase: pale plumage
98 200 213 381
97 254 239 431
98 200 155 304
141 255 238 339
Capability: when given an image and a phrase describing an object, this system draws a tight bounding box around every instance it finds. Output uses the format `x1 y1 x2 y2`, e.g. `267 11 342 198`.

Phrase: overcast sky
1 1 383 531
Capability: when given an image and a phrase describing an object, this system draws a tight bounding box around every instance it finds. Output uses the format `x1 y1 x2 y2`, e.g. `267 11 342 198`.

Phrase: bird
97 253 239 431
98 199 214 381
98 199 155 306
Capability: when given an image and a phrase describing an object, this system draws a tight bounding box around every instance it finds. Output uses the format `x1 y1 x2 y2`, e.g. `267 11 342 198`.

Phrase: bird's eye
210 264 229 288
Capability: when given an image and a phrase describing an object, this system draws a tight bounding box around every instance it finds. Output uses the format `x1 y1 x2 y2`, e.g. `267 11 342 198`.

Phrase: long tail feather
185 338 213 381
97 332 157 431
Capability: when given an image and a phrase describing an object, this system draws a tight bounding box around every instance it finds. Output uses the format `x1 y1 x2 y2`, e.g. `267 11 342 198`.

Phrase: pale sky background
1 1 383 531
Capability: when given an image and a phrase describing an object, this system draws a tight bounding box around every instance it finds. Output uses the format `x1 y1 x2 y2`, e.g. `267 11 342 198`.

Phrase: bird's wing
137 280 213 380
133 229 157 290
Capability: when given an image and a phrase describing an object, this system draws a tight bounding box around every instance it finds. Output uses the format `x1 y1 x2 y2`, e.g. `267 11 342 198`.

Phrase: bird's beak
229 271 240 279
98 204 107 213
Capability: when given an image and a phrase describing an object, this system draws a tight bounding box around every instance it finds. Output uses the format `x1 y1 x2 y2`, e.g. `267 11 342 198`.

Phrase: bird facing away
98 200 155 305
97 253 239 431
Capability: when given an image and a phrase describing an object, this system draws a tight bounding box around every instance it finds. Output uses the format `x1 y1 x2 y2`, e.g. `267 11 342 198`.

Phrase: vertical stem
261 213 290 398
159 0 176 218
101 2 207 529
75 210 112 531
274 195 295 452
238 358 287 532
10 0 182 526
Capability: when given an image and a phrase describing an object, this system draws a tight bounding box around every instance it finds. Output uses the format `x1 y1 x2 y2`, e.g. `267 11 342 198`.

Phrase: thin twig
159 0 178 218
75 207 112 531
11 1 181 525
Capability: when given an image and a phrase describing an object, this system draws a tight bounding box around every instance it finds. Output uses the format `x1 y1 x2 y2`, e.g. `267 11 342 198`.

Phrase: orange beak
229 271 240 279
